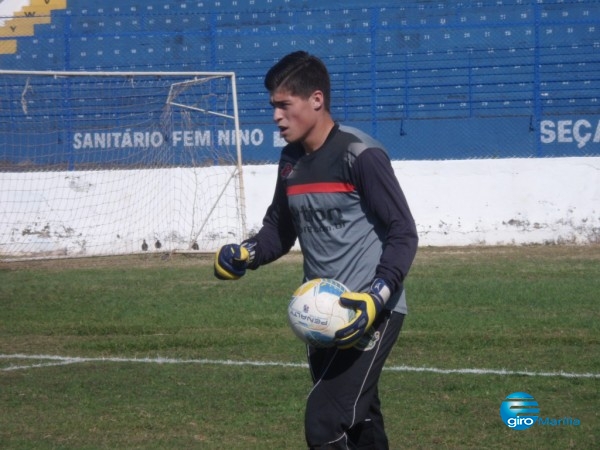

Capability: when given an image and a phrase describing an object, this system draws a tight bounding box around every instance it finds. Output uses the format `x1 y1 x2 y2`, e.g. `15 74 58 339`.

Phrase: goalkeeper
215 51 418 450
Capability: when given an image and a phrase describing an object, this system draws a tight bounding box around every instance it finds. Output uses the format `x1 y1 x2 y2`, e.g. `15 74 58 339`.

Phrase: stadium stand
1 0 599 162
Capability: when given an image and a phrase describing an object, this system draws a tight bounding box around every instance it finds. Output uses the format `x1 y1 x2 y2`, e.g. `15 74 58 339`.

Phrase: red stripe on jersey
286 182 355 196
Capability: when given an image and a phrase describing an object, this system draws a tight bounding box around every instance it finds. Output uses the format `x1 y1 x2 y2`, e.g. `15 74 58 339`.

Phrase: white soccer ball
287 278 356 348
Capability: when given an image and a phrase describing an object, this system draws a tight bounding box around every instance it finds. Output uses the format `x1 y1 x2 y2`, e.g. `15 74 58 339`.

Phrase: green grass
1 246 599 449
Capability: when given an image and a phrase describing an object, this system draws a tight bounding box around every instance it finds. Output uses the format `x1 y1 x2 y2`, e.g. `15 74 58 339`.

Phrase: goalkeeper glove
335 278 391 349
214 242 254 280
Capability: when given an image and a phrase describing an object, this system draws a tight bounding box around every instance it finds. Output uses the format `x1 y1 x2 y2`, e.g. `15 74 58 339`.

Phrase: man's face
269 88 321 145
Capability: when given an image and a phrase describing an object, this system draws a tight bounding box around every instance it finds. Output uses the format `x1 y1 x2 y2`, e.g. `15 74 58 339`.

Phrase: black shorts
305 310 405 449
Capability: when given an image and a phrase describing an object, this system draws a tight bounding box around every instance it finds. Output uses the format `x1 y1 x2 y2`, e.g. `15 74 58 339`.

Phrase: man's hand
214 243 250 280
335 279 390 348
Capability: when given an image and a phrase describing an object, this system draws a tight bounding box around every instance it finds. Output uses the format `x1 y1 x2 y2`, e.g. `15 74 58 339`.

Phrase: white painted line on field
1 354 598 379
1 360 84 371
384 365 600 379
0 354 308 372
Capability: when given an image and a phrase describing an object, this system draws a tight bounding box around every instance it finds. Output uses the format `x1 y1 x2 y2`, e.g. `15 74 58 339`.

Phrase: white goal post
0 70 247 260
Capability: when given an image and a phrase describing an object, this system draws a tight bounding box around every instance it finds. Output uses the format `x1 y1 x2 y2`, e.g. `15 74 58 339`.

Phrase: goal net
0 70 247 260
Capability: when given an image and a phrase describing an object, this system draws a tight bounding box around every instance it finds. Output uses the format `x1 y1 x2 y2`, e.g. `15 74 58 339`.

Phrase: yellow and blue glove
214 243 253 280
335 278 391 348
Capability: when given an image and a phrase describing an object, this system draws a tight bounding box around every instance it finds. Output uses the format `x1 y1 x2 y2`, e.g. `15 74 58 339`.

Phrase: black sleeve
244 162 297 269
352 148 418 292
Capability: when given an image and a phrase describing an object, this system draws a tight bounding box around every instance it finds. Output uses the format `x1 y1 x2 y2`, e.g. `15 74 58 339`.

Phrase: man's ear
310 90 325 110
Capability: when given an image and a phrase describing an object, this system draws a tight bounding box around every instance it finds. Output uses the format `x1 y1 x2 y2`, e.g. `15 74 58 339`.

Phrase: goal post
0 70 247 260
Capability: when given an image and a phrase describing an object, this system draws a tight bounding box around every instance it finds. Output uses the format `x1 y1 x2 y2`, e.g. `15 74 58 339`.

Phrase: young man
214 51 418 449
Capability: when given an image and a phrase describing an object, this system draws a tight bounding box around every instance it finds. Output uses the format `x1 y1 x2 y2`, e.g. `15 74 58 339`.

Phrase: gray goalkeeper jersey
247 124 418 313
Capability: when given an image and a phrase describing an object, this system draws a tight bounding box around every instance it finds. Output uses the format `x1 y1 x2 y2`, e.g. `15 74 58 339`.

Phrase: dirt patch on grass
0 250 305 272
414 244 600 263
2 246 599 272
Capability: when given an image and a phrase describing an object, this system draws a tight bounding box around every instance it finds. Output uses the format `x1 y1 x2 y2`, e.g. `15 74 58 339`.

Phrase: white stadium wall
245 156 600 246
1 157 599 258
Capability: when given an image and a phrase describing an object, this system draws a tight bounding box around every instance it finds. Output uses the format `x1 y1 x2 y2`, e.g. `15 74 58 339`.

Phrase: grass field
1 246 598 449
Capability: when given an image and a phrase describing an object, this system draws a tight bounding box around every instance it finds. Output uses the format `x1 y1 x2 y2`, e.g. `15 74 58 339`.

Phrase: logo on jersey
280 162 294 179
290 205 349 235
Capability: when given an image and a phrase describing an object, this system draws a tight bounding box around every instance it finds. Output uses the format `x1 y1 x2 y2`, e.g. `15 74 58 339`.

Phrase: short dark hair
264 51 331 111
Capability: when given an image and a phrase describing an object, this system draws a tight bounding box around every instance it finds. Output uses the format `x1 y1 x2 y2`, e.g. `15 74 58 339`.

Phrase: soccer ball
287 278 356 348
